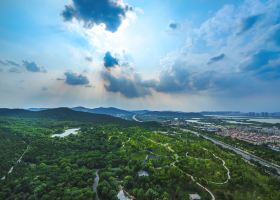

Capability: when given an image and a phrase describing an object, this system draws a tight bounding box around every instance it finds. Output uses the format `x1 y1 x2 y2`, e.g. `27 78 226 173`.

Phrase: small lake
51 128 80 138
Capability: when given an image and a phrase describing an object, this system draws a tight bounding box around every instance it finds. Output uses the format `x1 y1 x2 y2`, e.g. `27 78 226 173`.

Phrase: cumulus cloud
64 72 89 86
104 51 119 68
208 54 225 65
0 59 20 67
102 71 151 98
0 59 21 73
22 61 46 73
0 59 47 73
62 0 132 32
242 50 280 80
155 0 280 98
155 65 191 93
169 22 178 30
98 0 280 100
101 51 153 98
6 60 20 67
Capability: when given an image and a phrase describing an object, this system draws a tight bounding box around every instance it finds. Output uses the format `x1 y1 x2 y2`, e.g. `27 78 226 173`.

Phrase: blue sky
0 0 280 111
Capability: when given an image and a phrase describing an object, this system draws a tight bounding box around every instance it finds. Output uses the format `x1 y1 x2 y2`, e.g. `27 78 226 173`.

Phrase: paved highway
181 129 280 176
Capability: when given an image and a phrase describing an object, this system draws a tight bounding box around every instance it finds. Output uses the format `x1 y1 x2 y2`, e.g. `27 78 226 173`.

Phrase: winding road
1 143 30 181
93 169 100 200
132 115 142 122
185 149 231 185
208 153 231 185
144 136 216 200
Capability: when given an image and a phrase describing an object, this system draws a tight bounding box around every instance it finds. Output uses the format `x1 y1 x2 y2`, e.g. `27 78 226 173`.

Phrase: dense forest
0 111 280 200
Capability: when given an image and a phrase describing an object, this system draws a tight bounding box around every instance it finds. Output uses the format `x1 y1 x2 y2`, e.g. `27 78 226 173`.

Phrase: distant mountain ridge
2 107 279 122
28 108 49 111
0 107 129 125
72 106 131 115
22 107 204 121
72 107 203 120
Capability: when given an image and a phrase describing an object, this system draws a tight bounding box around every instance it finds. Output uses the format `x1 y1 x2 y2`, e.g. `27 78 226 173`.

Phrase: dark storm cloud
102 71 151 98
242 50 280 80
208 54 225 65
239 14 263 33
64 72 89 86
104 52 119 68
62 0 132 32
169 22 178 30
22 60 46 73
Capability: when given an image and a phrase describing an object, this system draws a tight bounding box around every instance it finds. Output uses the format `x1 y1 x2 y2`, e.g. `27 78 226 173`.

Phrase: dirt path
144 136 215 200
1 144 30 181
132 115 142 122
93 169 100 200
209 153 231 185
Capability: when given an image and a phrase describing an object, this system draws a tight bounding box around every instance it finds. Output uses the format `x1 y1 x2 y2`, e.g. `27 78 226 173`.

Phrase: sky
0 0 280 112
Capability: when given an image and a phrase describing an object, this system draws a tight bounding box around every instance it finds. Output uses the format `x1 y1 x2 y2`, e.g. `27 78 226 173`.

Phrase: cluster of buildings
217 128 280 145
180 118 280 151
164 117 280 152
236 126 280 135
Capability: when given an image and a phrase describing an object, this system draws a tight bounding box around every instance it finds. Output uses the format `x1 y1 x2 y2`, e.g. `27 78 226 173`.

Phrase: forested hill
142 111 202 118
0 108 133 125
